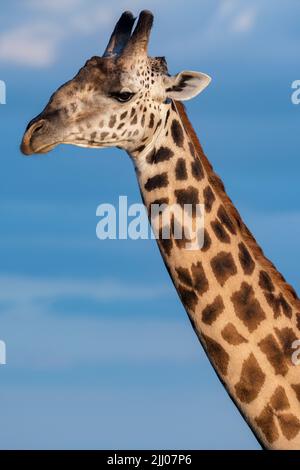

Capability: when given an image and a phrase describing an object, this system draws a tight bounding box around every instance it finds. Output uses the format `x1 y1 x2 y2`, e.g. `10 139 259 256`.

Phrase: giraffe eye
110 91 135 103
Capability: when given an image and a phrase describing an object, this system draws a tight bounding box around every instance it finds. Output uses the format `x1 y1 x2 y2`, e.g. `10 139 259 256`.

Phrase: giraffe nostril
30 119 46 137
20 119 48 155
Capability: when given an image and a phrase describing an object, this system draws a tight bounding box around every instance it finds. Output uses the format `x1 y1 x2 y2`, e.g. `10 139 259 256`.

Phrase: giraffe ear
165 71 211 101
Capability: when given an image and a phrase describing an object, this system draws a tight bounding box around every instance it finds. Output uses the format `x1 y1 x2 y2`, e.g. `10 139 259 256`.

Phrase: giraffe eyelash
109 91 135 103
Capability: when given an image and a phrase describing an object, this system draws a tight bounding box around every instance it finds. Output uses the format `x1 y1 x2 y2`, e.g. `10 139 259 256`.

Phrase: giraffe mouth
20 142 59 156
22 139 121 156
34 143 59 154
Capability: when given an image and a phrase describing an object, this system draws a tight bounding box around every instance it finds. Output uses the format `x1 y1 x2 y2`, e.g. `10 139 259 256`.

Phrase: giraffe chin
35 143 58 154
20 141 59 156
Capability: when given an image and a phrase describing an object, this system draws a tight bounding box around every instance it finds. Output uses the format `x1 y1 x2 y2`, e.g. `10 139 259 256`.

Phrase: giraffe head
21 10 211 156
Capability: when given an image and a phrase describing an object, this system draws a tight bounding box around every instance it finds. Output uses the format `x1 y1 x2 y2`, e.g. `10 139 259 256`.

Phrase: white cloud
218 0 237 16
28 0 84 11
206 1 258 37
3 313 199 370
0 272 190 371
231 8 257 33
0 0 265 68
0 1 114 67
0 23 64 67
70 6 114 35
0 275 171 307
169 1 260 59
0 274 198 371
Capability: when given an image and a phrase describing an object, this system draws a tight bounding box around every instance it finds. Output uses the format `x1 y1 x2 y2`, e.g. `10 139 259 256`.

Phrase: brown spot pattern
258 334 288 376
264 291 292 320
278 295 293 319
147 146 174 164
256 386 300 442
217 205 237 235
264 292 281 318
175 186 199 208
211 220 231 244
203 186 215 213
144 173 168 192
130 115 138 125
235 353 265 404
176 267 193 287
278 414 300 440
202 229 211 252
255 406 279 444
231 282 266 333
270 386 289 411
210 251 237 287
177 284 198 312
171 119 184 148
221 323 247 345
274 327 297 362
191 159 204 181
238 242 255 275
109 115 116 128
259 270 275 292
149 113 155 128
202 295 225 325
191 261 209 295
175 158 188 180
202 334 229 376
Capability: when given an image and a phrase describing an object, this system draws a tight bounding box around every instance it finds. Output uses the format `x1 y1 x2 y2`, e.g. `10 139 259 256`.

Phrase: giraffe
20 10 300 449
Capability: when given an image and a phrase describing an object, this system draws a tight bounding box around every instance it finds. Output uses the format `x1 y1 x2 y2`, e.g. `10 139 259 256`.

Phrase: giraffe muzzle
20 119 54 155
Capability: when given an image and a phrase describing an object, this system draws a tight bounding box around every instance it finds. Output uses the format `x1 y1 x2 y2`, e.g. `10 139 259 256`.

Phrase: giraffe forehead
48 51 169 111
51 60 163 107
114 55 168 93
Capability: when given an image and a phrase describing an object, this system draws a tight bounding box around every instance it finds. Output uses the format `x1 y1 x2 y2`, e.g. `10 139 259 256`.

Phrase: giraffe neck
129 101 300 450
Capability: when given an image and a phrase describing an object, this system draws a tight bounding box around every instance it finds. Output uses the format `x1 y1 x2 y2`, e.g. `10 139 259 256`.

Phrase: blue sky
0 0 300 449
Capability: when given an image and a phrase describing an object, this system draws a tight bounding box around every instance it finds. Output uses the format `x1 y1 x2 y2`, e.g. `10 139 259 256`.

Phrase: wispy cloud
0 23 64 67
27 0 84 12
201 1 258 40
0 0 260 68
69 5 114 35
163 0 260 61
230 7 257 33
0 1 114 67
0 0 297 68
3 313 199 370
0 275 171 309
0 273 196 371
